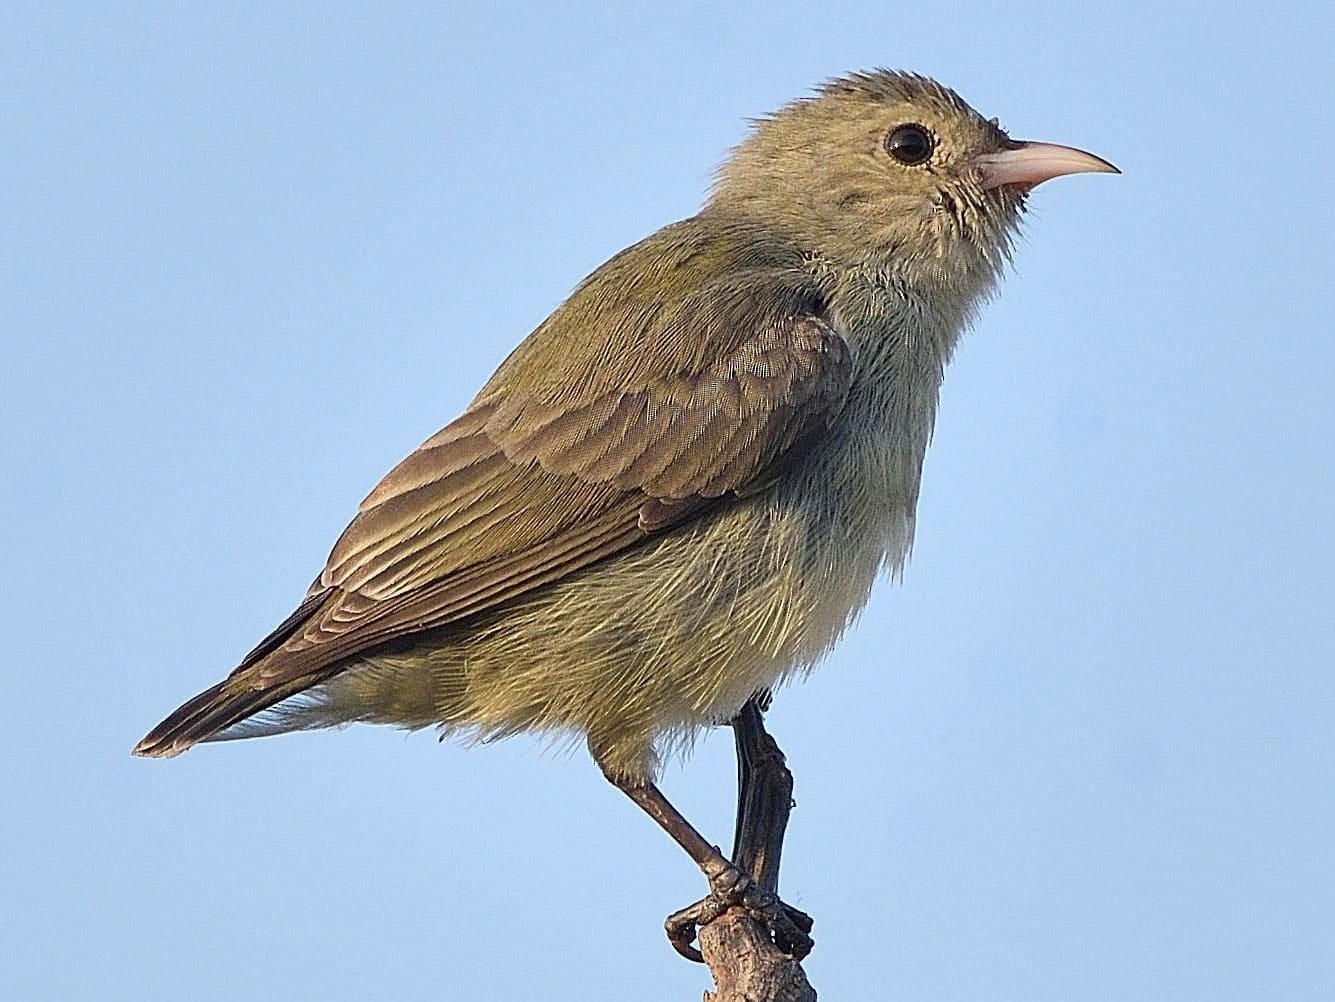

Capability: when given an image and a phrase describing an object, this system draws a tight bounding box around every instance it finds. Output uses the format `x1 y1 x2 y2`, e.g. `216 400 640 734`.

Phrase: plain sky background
4 3 1332 1000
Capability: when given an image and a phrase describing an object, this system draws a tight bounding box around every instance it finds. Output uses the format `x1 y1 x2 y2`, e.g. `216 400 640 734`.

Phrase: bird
134 69 1117 959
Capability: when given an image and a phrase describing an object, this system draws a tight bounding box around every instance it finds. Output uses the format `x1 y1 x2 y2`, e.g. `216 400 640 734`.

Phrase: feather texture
133 218 852 759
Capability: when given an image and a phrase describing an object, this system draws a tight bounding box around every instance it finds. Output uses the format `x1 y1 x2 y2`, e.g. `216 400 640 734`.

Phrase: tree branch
700 911 816 1002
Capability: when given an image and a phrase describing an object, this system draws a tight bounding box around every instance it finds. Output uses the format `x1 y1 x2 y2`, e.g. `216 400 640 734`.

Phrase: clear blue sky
4 4 1332 1000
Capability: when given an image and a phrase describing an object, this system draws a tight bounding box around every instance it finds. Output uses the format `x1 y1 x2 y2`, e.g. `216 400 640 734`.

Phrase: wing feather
211 220 853 707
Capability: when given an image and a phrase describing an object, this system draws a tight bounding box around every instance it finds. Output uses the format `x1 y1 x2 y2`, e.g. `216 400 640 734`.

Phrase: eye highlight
885 124 934 166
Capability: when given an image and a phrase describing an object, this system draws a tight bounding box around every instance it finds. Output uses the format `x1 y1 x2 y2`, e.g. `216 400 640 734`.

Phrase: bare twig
700 911 816 1002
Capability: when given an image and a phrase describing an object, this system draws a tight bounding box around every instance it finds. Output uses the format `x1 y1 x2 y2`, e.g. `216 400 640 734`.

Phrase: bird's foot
664 858 814 963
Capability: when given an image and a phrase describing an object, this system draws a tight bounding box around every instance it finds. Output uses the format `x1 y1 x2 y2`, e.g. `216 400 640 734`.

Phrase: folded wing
133 221 851 756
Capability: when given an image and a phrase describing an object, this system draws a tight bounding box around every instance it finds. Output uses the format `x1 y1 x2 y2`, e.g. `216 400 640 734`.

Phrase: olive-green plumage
134 71 1115 782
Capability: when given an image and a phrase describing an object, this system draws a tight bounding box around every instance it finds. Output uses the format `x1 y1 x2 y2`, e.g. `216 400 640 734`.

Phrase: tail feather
134 589 335 758
132 676 314 758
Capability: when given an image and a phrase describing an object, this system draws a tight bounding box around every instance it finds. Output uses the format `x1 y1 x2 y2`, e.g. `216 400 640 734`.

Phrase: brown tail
133 589 334 758
131 675 314 758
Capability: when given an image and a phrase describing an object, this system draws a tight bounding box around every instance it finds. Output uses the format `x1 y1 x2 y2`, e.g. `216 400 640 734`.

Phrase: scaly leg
601 696 813 963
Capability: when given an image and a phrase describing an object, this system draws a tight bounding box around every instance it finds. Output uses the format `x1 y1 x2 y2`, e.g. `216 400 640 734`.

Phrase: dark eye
885 124 934 166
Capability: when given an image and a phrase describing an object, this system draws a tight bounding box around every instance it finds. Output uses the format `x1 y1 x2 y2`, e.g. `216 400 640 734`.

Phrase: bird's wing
248 318 848 684
250 221 849 685
132 219 853 756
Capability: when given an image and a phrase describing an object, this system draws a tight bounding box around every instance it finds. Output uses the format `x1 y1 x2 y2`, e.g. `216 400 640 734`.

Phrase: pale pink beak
973 141 1119 190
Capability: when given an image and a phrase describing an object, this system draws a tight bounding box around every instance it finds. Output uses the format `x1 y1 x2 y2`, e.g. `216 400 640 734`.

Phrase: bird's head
710 70 1117 304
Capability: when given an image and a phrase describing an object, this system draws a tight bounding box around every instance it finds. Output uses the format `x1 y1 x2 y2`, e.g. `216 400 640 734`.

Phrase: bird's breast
759 337 945 671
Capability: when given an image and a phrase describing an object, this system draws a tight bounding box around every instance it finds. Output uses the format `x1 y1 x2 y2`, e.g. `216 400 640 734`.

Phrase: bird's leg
731 694 790 890
612 779 811 964
722 696 813 951
603 695 813 963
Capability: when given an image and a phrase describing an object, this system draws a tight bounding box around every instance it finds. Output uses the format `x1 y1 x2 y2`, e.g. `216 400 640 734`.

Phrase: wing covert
232 218 852 690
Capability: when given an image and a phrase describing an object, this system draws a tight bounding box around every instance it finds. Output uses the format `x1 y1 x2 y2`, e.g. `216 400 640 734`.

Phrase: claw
665 899 714 963
663 863 815 963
